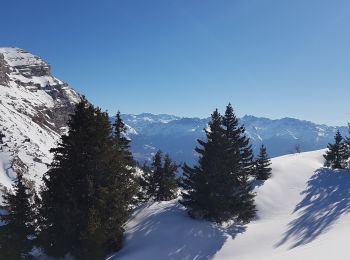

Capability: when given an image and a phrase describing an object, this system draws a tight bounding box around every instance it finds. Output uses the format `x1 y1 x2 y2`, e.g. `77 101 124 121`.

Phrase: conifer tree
343 123 350 166
144 151 179 201
137 162 152 202
222 103 255 222
146 150 162 199
157 154 178 201
39 97 137 259
223 103 254 176
113 111 133 165
324 130 348 169
0 172 36 259
181 106 256 223
254 145 272 180
0 130 5 145
181 109 237 222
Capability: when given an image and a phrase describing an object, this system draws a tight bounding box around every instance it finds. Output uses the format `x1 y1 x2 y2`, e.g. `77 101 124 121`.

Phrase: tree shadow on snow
276 168 350 249
111 202 246 260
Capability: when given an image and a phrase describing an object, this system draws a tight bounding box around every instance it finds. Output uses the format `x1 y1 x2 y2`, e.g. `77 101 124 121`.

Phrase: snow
0 48 45 67
0 47 80 190
114 150 350 260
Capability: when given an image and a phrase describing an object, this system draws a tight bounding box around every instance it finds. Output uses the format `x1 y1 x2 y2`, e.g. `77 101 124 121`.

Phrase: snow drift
114 150 350 260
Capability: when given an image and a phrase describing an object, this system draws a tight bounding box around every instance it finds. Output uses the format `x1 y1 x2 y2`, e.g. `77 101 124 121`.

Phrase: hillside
0 47 80 190
113 150 350 260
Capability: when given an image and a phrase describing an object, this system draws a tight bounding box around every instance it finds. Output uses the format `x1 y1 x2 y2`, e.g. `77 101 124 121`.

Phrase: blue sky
1 0 350 125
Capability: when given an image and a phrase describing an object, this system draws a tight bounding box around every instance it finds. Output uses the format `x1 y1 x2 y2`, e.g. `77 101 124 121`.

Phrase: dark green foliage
324 130 348 169
136 162 152 202
39 98 137 259
0 173 36 259
344 123 350 165
157 154 178 201
147 150 163 199
145 151 178 201
254 145 272 180
113 111 134 165
181 105 256 223
0 130 4 145
223 103 254 176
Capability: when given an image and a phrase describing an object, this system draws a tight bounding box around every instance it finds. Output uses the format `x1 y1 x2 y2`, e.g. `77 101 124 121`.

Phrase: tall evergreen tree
223 103 254 176
146 150 162 199
254 145 272 180
157 154 178 201
0 172 36 259
181 106 256 223
113 111 133 165
324 130 347 169
222 103 255 222
39 97 137 259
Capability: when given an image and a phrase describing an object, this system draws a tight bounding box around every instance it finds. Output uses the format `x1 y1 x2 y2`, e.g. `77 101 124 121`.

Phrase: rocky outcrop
0 47 81 189
0 53 10 85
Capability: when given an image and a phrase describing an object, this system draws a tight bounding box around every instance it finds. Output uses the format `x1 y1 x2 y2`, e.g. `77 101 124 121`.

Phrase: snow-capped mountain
0 48 80 191
121 114 348 164
0 47 346 191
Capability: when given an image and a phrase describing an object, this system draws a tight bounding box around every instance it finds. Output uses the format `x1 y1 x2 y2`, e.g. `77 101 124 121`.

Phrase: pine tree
39 97 137 259
222 103 255 222
343 123 350 167
254 145 272 180
146 150 162 199
0 172 36 259
0 130 5 145
181 105 256 223
223 103 254 176
0 130 5 151
324 130 347 169
137 162 152 202
113 111 133 165
157 154 178 201
181 109 237 222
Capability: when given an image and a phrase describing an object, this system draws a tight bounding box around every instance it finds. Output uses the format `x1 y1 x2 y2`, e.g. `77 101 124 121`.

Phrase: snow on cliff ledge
0 47 80 190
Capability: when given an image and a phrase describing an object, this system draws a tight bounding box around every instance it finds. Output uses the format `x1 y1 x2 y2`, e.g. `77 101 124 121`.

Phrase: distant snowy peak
0 47 81 189
120 113 347 163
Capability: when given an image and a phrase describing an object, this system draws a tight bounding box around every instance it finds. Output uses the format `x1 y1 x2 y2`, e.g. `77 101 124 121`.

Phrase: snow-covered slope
114 150 350 260
122 114 347 164
0 47 80 190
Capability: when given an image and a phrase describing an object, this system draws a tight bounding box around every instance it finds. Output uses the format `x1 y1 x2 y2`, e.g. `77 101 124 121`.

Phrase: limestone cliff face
0 48 81 189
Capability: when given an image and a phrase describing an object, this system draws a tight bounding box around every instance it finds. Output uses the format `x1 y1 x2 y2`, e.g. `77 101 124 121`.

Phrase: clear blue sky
1 0 350 125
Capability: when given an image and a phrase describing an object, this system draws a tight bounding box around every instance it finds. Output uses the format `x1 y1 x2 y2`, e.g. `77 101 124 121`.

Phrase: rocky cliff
0 48 80 190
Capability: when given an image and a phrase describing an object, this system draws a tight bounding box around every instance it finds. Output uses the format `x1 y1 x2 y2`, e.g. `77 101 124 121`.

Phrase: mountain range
121 113 347 165
0 47 347 190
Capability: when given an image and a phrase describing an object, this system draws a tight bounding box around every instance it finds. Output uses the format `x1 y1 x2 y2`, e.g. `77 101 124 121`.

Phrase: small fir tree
146 150 162 199
157 154 178 201
0 130 5 145
0 172 36 259
343 123 350 166
113 111 133 165
255 145 272 180
324 130 347 169
145 151 178 201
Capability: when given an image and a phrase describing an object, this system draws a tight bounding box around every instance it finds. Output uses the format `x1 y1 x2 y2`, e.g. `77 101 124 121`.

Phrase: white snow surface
0 47 80 190
114 150 350 260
